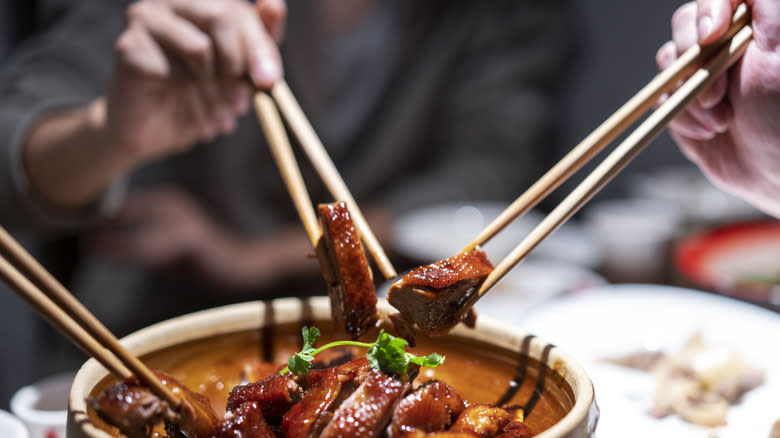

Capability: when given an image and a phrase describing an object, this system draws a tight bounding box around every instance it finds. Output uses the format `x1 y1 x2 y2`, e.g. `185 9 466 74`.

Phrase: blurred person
657 0 780 218
0 0 574 351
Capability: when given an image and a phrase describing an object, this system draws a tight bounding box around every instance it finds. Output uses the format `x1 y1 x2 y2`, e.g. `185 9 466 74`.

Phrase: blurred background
0 0 774 413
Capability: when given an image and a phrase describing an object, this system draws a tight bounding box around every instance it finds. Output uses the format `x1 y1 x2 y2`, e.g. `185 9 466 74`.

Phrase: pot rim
68 297 596 438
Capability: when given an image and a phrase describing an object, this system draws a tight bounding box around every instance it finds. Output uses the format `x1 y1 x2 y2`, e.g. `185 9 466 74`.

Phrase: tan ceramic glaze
68 297 598 438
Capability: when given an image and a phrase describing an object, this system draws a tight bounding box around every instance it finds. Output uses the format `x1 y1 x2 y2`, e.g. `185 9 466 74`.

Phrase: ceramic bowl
68 297 598 437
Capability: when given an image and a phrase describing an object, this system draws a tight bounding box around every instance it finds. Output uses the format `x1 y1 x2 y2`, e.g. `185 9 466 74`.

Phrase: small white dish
0 409 29 438
11 372 75 438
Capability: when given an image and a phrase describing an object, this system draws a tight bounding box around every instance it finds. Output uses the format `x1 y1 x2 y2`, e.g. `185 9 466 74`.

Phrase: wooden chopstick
254 92 322 248
271 81 397 280
462 4 750 253
476 22 753 298
0 227 181 407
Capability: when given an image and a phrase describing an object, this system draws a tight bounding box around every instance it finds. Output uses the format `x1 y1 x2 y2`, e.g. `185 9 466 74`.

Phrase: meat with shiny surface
387 249 493 335
319 369 409 438
88 371 219 438
217 401 275 438
317 202 379 339
282 368 342 438
449 405 514 438
226 373 302 423
387 380 466 438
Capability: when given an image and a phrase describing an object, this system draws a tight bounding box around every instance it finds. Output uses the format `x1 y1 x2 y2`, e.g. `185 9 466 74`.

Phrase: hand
105 0 287 165
93 188 319 290
657 0 780 217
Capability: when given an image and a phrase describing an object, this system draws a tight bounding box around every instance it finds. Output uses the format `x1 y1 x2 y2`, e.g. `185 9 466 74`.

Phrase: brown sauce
89 322 573 437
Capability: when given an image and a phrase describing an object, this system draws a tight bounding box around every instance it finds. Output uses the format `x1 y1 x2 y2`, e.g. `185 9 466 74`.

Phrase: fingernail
250 57 281 87
698 15 713 42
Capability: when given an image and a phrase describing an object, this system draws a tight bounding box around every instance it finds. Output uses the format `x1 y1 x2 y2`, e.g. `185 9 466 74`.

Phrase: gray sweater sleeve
0 0 127 233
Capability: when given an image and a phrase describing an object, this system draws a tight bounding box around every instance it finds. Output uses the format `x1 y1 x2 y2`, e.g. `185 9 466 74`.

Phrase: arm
658 0 780 218
0 0 286 229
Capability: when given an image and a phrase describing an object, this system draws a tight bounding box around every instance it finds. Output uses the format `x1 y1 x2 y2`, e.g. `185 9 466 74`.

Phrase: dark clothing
0 0 573 335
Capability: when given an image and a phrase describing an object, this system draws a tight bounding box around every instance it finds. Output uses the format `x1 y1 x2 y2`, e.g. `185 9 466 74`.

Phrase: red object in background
46 428 59 438
675 220 780 305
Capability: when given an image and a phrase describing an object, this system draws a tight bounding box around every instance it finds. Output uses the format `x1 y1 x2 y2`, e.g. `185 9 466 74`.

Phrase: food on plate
387 249 493 335
89 327 535 438
606 333 765 427
317 202 379 339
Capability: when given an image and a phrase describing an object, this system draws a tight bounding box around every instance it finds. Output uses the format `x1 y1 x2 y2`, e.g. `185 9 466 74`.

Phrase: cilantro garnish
280 327 445 376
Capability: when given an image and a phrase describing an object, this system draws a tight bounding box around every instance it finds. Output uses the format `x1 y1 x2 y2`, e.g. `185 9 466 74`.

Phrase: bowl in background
0 409 29 438
69 297 598 438
11 372 74 438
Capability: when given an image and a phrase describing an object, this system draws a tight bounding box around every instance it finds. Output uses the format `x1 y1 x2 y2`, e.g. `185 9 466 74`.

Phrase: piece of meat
226 374 302 423
88 371 220 438
317 202 379 339
320 369 409 438
449 405 512 438
387 249 493 335
387 380 466 438
402 431 480 438
282 368 342 438
217 401 275 438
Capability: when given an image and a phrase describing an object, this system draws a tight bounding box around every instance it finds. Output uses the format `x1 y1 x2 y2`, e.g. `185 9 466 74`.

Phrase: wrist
86 98 139 174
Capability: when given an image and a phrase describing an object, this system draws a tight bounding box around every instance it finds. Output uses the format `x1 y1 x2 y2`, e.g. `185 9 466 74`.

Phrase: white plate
519 284 780 438
392 202 602 268
474 260 606 322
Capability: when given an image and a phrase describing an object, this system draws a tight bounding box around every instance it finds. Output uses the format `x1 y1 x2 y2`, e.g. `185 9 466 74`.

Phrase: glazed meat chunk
387 249 493 335
317 202 379 339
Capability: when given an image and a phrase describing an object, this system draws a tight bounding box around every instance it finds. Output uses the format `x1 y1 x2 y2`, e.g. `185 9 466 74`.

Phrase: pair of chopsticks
464 5 752 298
254 81 397 280
0 226 181 407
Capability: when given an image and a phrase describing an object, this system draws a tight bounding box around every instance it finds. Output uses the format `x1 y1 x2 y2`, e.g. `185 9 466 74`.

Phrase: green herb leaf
409 352 445 368
287 352 314 375
280 326 445 377
367 330 410 376
301 326 320 351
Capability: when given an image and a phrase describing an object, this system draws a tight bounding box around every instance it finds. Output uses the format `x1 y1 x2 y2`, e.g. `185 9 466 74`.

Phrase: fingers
660 1 735 140
696 0 741 44
118 0 283 140
257 0 288 43
672 2 699 53
668 100 733 141
165 0 283 89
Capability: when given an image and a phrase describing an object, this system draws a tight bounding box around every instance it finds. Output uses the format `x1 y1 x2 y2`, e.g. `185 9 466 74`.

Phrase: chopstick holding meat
317 202 379 339
387 249 493 336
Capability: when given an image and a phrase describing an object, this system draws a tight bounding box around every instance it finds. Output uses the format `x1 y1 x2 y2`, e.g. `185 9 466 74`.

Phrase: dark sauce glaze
400 250 494 291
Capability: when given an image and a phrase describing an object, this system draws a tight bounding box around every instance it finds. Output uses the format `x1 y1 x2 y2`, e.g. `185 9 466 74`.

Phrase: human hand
657 0 780 217
93 188 322 289
104 0 286 166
